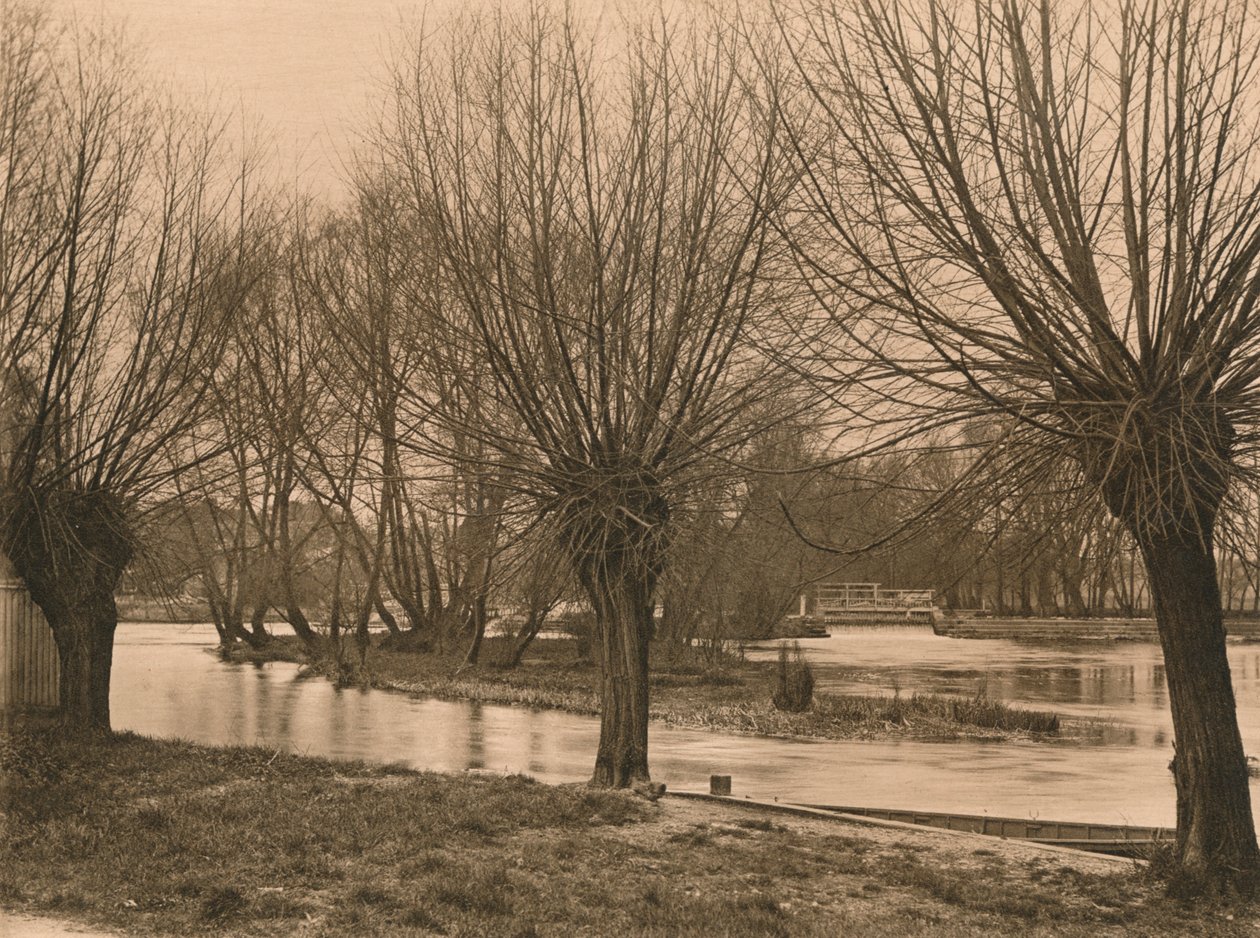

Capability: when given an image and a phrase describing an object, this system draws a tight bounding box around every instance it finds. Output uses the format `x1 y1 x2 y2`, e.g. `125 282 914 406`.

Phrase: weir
934 616 1260 641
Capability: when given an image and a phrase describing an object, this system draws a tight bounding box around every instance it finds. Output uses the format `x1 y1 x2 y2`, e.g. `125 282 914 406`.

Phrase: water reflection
111 622 1260 828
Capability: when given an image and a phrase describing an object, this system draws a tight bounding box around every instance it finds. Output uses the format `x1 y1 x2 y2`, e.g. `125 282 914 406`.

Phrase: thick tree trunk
87 611 116 725
6 491 132 731
52 599 117 728
564 474 667 789
583 566 654 788
1140 529 1260 894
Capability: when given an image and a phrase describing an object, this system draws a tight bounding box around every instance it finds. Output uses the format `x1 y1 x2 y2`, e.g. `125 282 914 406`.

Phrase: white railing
807 583 935 618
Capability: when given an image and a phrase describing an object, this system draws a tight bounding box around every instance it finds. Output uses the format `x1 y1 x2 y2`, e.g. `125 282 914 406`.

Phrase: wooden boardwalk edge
665 790 1140 864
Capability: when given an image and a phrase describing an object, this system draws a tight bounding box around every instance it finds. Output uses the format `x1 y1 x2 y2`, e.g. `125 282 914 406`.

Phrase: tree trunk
1140 528 1260 894
6 491 132 730
994 543 1006 615
222 606 253 647
207 593 229 645
1061 565 1088 617
582 562 654 788
462 594 487 667
206 580 253 646
508 608 546 668
284 603 319 648
51 598 117 728
247 604 271 646
88 611 116 724
1035 566 1059 617
373 593 401 635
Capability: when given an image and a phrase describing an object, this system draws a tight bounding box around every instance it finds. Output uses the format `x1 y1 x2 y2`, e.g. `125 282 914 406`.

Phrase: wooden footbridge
797 583 937 628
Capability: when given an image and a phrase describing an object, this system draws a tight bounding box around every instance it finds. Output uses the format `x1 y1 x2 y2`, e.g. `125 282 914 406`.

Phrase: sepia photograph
4 0 1260 934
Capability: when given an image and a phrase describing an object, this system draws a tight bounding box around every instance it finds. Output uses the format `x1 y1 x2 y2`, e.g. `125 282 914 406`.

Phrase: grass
2 730 1257 936
242 633 1079 743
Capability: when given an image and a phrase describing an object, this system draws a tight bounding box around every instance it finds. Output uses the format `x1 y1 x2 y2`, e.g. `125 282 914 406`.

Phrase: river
746 624 1260 751
111 621 1260 828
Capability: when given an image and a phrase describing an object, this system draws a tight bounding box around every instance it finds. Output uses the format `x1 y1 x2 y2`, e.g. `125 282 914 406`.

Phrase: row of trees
139 430 1260 630
7 0 1260 890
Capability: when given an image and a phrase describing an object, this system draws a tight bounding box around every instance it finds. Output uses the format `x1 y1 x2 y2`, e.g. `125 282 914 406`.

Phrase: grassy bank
2 729 1252 937
224 634 1083 743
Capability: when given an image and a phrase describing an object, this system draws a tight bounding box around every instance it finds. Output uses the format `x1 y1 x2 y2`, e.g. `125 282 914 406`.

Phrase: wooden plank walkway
668 791 1143 862
797 802 1169 857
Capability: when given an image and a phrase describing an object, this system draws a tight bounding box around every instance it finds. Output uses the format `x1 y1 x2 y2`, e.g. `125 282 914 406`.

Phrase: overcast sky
41 1 642 196
43 1 432 194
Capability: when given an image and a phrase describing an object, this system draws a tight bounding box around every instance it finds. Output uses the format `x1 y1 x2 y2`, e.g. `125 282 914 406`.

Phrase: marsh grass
2 730 1258 936
948 692 1061 734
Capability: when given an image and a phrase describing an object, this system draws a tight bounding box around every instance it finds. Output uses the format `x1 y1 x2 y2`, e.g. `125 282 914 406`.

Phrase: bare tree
303 196 511 652
782 0 1260 891
0 7 263 728
372 9 804 786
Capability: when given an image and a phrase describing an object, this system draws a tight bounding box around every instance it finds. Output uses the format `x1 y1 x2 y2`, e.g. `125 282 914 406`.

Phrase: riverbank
223 634 1089 743
2 729 1252 937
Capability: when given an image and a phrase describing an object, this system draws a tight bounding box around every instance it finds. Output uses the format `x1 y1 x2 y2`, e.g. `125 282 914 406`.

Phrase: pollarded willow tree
372 9 806 786
782 0 1260 892
0 6 265 727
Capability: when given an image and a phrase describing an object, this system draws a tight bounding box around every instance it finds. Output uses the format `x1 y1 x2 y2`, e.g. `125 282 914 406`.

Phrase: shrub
771 642 814 712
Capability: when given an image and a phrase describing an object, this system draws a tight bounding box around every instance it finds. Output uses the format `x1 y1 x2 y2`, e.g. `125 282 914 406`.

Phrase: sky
42 1 434 195
41 0 638 197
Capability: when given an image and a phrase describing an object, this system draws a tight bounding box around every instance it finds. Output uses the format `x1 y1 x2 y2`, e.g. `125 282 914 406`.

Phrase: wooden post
710 775 731 796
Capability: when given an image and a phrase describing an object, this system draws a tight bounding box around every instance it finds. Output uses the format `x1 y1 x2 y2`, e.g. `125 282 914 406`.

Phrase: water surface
749 624 1260 750
111 622 1230 827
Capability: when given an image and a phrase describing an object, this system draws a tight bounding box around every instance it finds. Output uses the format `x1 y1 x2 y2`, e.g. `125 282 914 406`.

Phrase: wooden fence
0 574 59 710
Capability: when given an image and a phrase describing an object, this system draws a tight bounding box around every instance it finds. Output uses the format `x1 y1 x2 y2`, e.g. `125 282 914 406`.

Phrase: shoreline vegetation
217 633 1085 744
2 730 1253 937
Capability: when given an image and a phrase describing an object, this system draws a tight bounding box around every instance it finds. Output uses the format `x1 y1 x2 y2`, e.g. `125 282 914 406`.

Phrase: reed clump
771 642 815 712
948 692 1060 734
